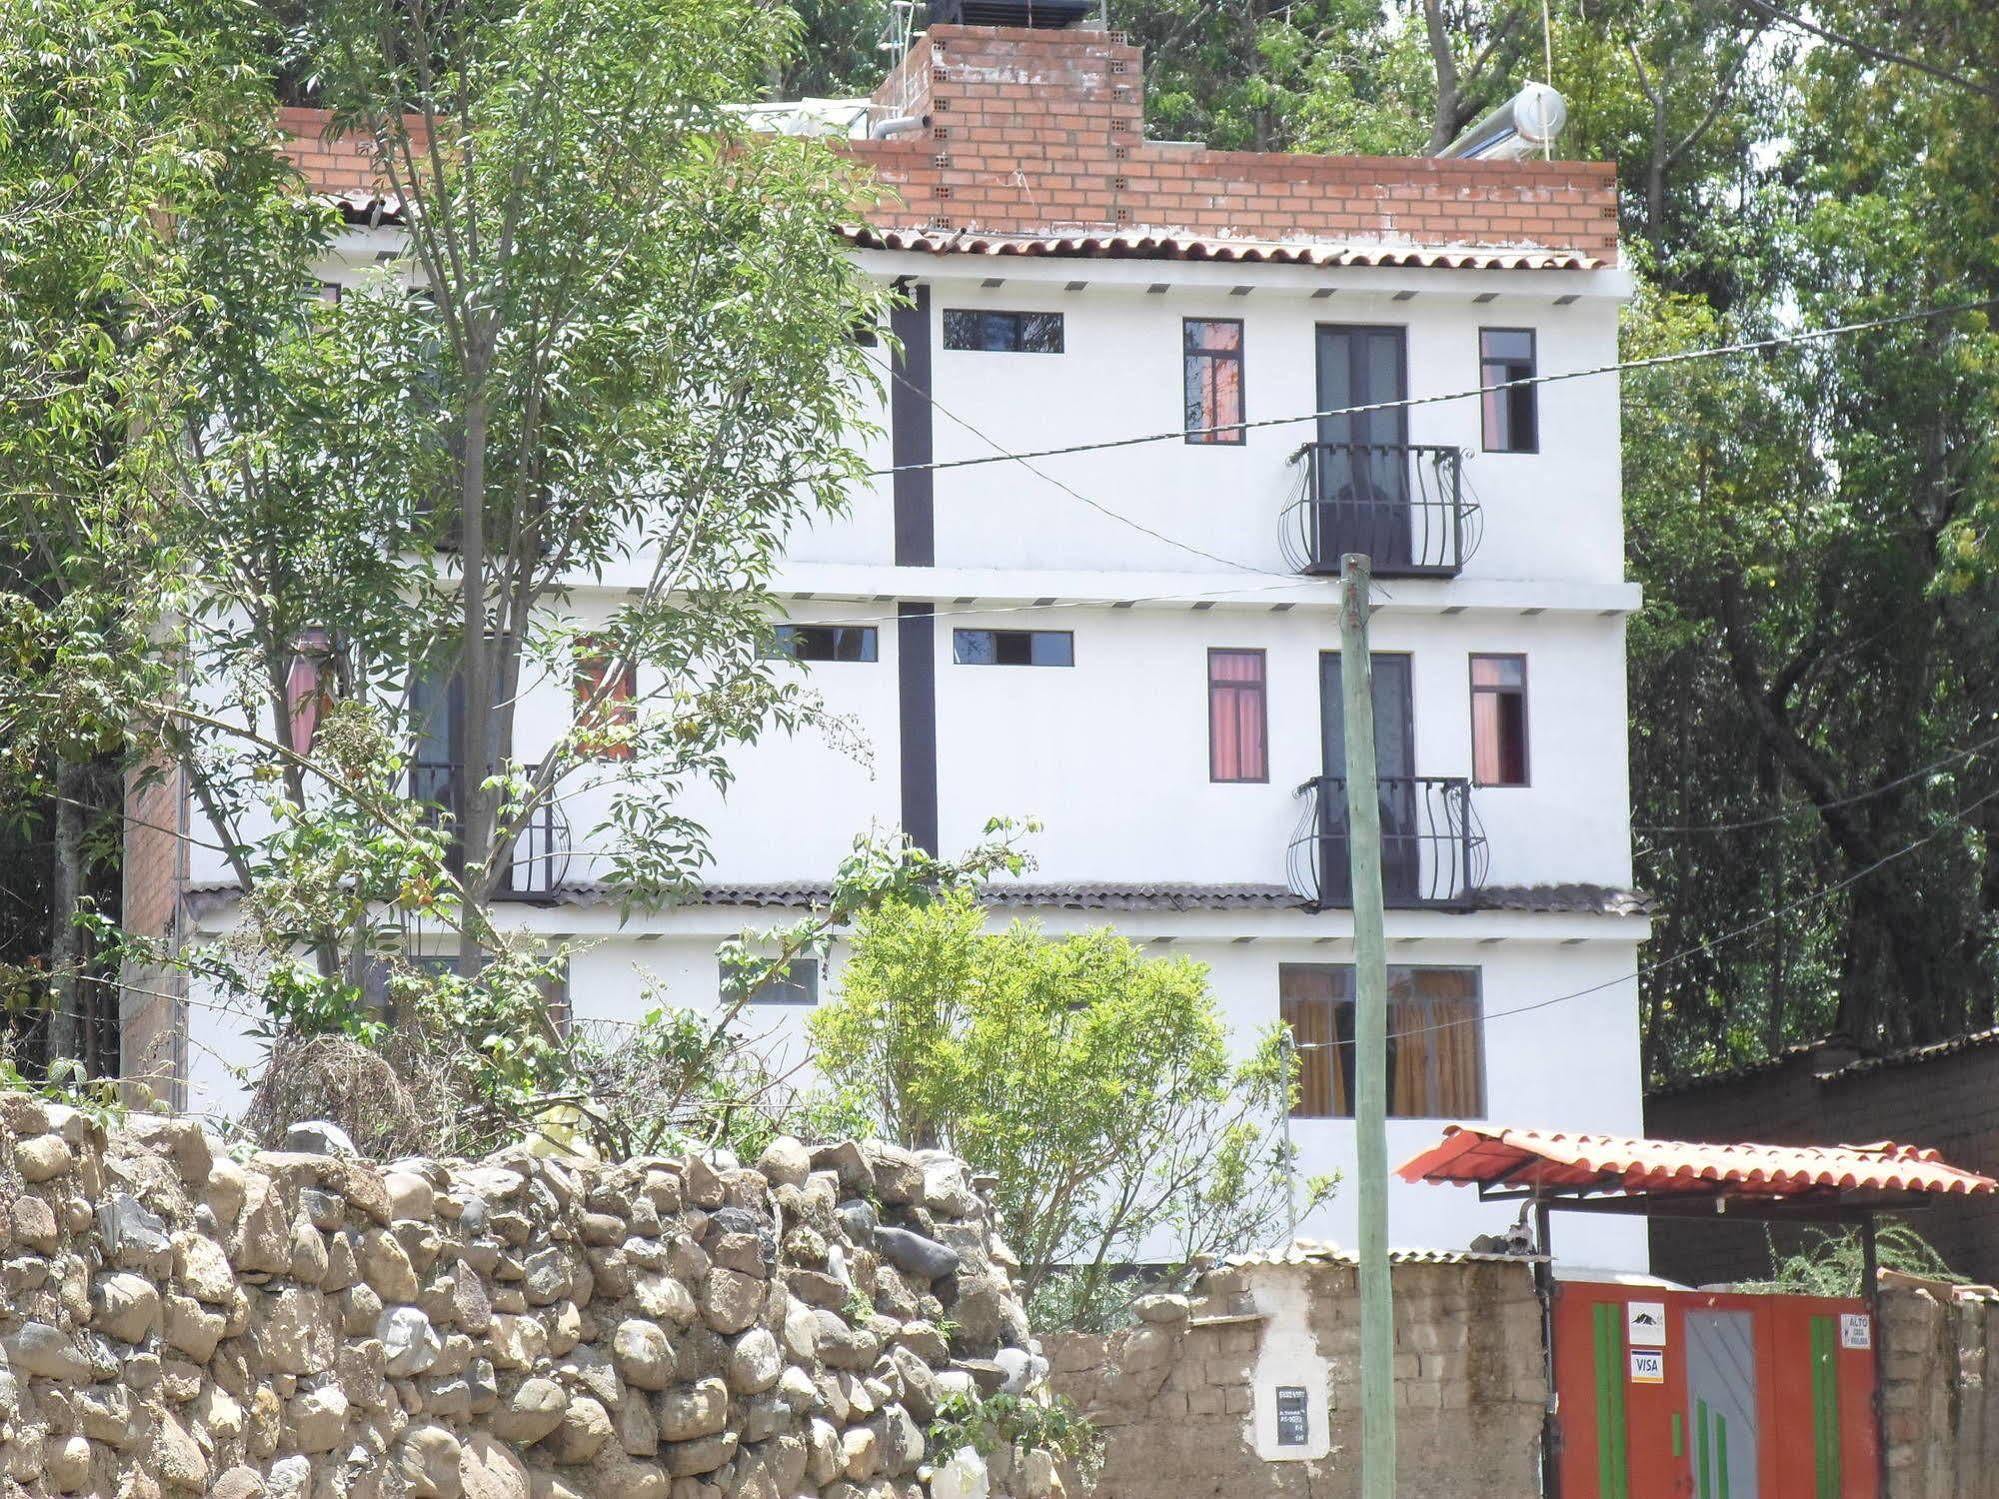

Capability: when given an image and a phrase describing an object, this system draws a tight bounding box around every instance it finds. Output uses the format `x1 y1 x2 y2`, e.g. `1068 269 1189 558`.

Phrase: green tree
2 0 894 1063
811 892 1331 1322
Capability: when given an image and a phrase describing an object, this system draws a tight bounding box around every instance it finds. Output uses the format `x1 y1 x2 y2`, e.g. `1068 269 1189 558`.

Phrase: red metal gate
1551 1282 1878 1498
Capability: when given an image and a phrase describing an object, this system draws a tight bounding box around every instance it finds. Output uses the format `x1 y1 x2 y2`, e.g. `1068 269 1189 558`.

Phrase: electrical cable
1344 783 1999 1049
865 296 1998 478
1632 726 1999 835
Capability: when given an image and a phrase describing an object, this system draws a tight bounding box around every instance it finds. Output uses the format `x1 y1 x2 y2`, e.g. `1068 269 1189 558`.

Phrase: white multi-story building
142 14 1649 1268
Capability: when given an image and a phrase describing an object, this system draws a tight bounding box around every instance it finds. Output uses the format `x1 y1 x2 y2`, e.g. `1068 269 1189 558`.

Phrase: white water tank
1436 82 1568 160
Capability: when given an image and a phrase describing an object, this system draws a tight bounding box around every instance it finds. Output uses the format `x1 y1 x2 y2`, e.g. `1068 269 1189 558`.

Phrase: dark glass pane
1019 312 1064 352
952 629 996 664
981 311 1018 350
995 632 1032 665
1481 329 1534 362
942 310 981 349
780 625 878 663
733 958 819 1006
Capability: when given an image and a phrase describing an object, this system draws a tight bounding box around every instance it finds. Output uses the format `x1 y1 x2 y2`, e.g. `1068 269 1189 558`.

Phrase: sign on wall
1627 1300 1668 1347
1840 1312 1873 1350
1629 1348 1665 1385
1275 1387 1310 1447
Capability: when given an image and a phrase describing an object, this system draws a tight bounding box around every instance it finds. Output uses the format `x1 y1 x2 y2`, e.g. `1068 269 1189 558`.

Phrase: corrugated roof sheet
1828 1025 1999 1080
1467 883 1654 916
1398 1125 1999 1199
838 224 1605 272
1224 1238 1542 1269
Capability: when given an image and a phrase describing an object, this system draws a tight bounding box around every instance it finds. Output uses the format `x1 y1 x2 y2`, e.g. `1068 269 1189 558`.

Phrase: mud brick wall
1047 1252 1547 1499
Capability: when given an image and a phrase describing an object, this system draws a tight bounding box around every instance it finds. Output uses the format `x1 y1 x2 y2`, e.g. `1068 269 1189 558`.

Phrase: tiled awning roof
837 224 1605 272
527 881 1304 913
1398 1125 1999 1201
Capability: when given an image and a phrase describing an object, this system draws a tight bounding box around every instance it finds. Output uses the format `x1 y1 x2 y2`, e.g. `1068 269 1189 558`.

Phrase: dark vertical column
890 284 935 566
890 283 939 853
897 604 938 855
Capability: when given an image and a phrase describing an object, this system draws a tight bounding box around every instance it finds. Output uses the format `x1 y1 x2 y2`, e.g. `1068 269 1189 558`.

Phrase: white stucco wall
179 236 1650 1271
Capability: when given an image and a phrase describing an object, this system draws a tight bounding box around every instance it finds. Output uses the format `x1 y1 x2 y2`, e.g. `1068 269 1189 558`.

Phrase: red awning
1399 1125 1999 1201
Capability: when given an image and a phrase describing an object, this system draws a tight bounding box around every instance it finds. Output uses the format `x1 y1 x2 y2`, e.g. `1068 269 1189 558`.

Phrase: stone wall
1046 1249 1547 1499
0 1101 1059 1499
1879 1282 1999 1498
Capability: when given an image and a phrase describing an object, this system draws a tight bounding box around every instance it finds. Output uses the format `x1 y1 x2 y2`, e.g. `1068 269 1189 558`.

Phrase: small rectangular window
773 624 878 662
575 642 638 761
942 309 1064 353
1208 649 1267 782
725 958 819 1006
1480 328 1538 453
1279 964 1485 1119
952 629 1074 667
1184 319 1245 444
1470 654 1528 786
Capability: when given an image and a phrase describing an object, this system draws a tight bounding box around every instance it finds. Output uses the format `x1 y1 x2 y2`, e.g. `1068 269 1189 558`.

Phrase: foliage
1742 1221 1964 1300
926 1390 1104 1484
811 892 1333 1323
233 823 1035 1160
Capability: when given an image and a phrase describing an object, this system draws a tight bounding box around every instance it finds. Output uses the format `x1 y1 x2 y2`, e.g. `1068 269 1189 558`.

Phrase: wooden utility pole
1339 552 1396 1498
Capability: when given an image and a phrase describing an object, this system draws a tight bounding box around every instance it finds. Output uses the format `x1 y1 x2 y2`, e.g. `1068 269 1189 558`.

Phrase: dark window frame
726 956 820 1007
941 308 1065 354
1278 962 1488 1121
773 624 880 663
1469 652 1530 788
1479 327 1539 454
1183 317 1246 445
1207 647 1269 784
951 628 1075 667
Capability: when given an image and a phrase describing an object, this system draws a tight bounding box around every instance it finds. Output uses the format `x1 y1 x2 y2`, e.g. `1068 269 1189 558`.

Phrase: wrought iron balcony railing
1286 775 1489 911
1279 442 1481 578
409 759 572 897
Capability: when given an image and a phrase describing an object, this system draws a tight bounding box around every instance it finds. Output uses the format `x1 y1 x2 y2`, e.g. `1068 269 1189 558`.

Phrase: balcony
1286 776 1488 911
410 759 572 897
1279 443 1481 578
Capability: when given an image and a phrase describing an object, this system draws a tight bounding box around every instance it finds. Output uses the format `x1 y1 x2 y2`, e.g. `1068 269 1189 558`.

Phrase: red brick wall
1647 1042 1999 1288
849 26 1617 258
277 27 1618 259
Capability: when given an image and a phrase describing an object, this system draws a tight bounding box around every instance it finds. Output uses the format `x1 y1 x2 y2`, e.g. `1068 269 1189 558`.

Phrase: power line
1366 783 1999 1048
1632 727 1999 835
867 297 1998 478
1736 0 1999 101
864 351 1294 577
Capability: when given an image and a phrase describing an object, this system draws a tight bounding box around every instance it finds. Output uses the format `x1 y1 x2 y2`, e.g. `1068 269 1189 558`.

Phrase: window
1480 329 1538 453
1184 319 1245 444
942 309 1064 353
1208 649 1267 782
284 628 337 754
722 957 820 1007
1470 654 1528 786
952 629 1073 667
1279 964 1485 1119
773 624 878 663
575 642 638 761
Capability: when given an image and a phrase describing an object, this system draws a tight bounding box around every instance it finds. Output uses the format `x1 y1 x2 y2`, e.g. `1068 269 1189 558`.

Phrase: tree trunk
46 758 86 1070
1423 0 1464 155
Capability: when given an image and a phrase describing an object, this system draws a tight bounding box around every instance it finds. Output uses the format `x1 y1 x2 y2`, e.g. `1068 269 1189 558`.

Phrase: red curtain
284 628 333 753
1209 650 1266 781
